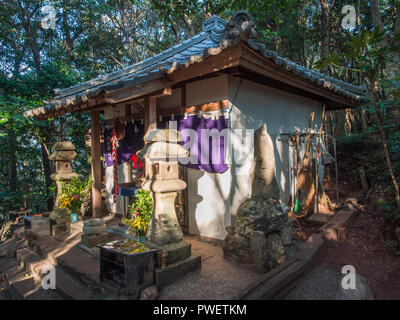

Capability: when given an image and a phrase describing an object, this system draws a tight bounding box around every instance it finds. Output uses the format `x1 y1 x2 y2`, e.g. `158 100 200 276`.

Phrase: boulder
140 285 159 300
334 274 374 300
223 196 292 269
280 225 295 247
250 231 270 273
266 233 286 266
223 231 252 263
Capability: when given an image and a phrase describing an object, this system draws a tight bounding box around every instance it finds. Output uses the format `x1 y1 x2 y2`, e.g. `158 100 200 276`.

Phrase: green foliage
387 131 400 160
122 190 153 238
336 133 379 153
59 177 92 213
315 28 387 76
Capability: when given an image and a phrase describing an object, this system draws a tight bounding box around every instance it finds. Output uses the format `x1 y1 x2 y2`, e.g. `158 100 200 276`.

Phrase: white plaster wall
185 75 232 240
186 74 229 105
157 88 181 110
228 75 323 226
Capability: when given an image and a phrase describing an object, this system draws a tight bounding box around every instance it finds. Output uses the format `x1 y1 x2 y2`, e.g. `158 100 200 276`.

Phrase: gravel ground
284 265 374 300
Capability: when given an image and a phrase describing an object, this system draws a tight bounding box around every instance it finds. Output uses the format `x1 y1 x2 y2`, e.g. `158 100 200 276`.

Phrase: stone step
47 246 103 294
20 234 113 299
8 246 101 300
15 248 48 282
53 269 98 300
6 263 61 300
0 256 20 274
28 237 61 257
321 209 356 242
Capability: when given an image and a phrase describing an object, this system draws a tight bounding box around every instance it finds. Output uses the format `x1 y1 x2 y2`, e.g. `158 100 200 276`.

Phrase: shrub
59 177 92 213
122 189 153 238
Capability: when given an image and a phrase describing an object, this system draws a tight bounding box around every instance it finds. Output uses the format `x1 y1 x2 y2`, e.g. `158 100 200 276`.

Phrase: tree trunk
319 0 330 74
345 109 352 134
334 110 346 137
360 108 368 132
370 0 385 33
41 142 53 211
370 82 400 208
8 123 17 194
370 0 400 79
394 106 400 131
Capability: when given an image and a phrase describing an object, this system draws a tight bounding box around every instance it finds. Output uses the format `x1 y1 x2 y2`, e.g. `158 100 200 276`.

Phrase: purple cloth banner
104 114 229 174
179 114 229 173
104 122 145 167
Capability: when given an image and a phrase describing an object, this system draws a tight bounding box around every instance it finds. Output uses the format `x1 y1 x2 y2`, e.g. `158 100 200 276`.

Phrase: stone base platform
155 254 201 288
144 240 192 266
81 232 110 248
50 223 67 236
67 221 83 234
144 240 201 288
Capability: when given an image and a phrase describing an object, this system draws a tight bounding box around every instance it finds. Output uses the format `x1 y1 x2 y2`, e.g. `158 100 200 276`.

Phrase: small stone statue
223 124 296 273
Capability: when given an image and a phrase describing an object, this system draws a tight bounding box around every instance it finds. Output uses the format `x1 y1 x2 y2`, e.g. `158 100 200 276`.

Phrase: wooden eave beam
167 44 242 84
239 44 359 108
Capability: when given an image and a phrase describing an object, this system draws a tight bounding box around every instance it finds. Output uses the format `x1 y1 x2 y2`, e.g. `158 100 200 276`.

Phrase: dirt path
316 211 400 300
293 177 400 300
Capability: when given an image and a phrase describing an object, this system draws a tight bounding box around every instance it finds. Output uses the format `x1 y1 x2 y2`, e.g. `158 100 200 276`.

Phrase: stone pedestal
50 208 69 236
31 217 51 238
145 192 183 245
137 129 201 286
67 220 83 234
81 218 108 247
81 232 109 248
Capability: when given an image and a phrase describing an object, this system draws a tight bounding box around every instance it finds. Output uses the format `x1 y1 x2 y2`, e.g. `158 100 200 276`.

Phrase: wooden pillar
144 96 157 134
91 110 102 218
144 96 157 180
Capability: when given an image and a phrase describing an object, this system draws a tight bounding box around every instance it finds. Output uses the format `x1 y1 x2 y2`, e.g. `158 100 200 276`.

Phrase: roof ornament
222 11 257 47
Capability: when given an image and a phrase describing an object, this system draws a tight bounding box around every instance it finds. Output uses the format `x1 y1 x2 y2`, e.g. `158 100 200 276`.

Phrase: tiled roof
24 13 366 119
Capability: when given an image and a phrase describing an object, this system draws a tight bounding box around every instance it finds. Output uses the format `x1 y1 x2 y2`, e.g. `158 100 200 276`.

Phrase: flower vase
70 212 79 223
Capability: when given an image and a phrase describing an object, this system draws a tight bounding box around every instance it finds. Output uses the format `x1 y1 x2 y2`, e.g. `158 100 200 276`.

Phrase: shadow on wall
187 168 204 236
189 167 234 240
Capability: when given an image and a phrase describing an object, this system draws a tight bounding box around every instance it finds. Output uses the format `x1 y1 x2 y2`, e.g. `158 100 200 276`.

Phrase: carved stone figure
223 124 297 273
251 123 280 200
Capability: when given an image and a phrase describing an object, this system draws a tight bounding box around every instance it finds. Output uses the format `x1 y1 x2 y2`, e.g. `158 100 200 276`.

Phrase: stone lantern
48 141 79 234
136 129 201 286
137 129 188 246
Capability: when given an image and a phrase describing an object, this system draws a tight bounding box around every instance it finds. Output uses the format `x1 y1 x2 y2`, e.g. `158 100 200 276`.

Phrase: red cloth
130 153 143 170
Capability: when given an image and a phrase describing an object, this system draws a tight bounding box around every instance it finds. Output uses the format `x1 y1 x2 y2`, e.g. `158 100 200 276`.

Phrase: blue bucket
71 213 78 223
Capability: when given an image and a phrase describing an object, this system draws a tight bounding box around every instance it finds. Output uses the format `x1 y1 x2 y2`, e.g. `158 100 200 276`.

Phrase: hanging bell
114 117 125 140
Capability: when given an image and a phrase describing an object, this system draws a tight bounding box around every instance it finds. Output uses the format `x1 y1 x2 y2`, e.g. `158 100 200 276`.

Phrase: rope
228 78 243 129
111 133 119 203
